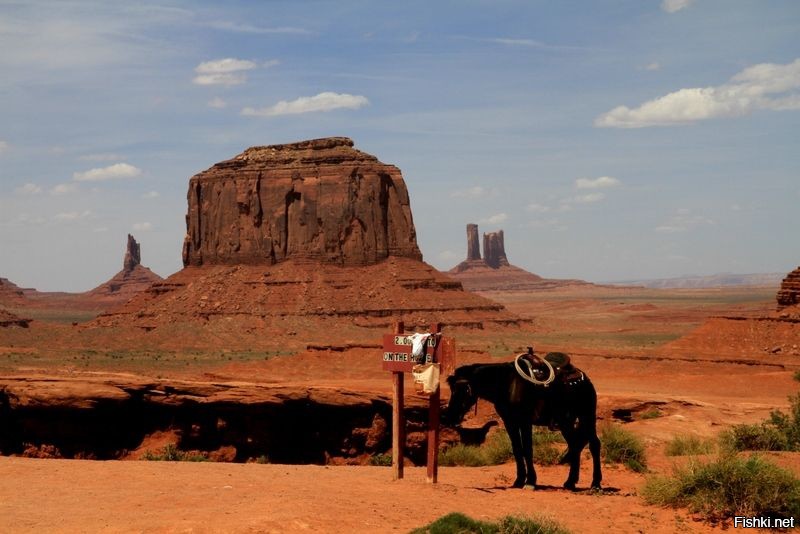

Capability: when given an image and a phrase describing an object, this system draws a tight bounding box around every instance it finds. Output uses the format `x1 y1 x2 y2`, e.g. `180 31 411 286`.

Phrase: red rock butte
448 224 590 291
87 234 163 303
777 266 800 313
94 138 521 337
182 137 422 267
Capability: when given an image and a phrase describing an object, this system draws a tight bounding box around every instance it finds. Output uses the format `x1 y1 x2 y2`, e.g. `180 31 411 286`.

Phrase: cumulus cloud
50 183 78 195
661 0 694 13
132 222 153 231
479 213 508 225
575 176 621 189
192 58 259 86
644 62 661 71
241 92 369 117
142 191 160 199
595 58 800 128
15 183 42 195
72 163 141 182
0 140 8 153
655 208 714 233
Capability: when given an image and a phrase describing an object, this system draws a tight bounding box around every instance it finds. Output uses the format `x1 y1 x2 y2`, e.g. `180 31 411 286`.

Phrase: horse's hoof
563 481 577 491
591 483 602 491
523 484 535 491
512 480 525 489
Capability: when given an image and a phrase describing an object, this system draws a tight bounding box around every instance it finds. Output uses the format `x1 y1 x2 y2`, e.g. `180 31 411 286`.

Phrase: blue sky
1 0 798 291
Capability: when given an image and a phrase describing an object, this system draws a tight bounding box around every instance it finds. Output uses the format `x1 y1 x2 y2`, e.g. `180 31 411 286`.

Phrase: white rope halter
514 352 555 386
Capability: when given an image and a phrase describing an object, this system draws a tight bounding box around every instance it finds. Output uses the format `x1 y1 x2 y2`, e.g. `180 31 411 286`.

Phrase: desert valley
1 138 799 533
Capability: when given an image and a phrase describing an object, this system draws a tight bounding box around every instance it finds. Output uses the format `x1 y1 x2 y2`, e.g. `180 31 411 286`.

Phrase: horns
514 352 555 386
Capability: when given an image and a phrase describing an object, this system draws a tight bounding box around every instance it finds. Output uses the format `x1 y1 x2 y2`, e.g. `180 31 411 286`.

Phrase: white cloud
15 183 42 195
661 0 694 13
479 213 508 225
193 58 259 86
451 186 494 199
241 92 369 117
132 222 153 231
644 62 661 71
595 58 800 128
50 183 78 195
526 202 551 213
0 140 9 152
207 97 228 109
655 208 714 233
572 192 606 204
72 163 141 182
78 153 125 162
142 191 160 199
205 21 311 35
575 176 621 189
54 210 91 221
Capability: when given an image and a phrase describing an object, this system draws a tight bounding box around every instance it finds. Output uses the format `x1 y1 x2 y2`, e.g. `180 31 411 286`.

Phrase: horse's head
443 370 478 425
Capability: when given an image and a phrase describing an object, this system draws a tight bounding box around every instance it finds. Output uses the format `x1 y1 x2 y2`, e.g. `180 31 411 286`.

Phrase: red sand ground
1 284 798 532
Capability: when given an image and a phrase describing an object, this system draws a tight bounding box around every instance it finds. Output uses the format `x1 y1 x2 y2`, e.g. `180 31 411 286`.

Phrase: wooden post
392 321 405 480
426 323 441 483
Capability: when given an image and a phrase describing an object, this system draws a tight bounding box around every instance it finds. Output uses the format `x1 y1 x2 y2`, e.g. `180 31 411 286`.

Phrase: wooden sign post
382 321 455 483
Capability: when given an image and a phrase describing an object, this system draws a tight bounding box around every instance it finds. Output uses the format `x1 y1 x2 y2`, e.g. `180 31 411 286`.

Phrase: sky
0 0 798 291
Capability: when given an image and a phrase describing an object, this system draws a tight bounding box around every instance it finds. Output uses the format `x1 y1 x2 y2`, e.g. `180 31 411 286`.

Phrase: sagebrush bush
721 393 800 452
142 444 207 462
409 512 571 534
665 434 715 457
439 429 564 467
643 453 800 521
600 423 647 472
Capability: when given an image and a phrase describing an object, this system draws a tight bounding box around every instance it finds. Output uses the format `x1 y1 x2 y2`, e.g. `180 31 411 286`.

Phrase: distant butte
94 138 521 333
777 266 800 313
448 223 591 291
86 234 163 305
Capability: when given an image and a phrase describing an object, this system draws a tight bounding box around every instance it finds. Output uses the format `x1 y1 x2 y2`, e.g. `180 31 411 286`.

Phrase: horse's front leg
503 421 527 488
520 422 536 489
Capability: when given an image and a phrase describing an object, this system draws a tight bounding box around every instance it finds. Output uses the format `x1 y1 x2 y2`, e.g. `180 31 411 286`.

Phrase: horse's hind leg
589 429 602 489
561 425 589 491
520 423 536 488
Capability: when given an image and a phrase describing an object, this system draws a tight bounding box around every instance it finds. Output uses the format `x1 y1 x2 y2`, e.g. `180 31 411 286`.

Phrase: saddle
530 350 586 387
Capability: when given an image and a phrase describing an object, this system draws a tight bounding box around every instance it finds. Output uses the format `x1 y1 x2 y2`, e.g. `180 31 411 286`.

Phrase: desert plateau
2 2 799 533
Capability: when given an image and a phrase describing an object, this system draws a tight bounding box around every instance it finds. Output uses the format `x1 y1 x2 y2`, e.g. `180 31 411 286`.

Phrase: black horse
444 353 602 491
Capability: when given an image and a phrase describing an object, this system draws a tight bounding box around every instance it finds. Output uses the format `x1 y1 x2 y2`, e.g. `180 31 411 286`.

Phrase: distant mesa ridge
448 223 589 291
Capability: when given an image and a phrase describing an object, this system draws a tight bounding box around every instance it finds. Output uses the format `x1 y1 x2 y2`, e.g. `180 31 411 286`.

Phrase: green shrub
643 453 800 521
720 423 790 452
793 369 800 382
409 512 571 534
639 408 662 420
142 444 207 462
722 393 800 452
665 435 715 457
439 429 564 467
369 453 392 466
600 423 647 472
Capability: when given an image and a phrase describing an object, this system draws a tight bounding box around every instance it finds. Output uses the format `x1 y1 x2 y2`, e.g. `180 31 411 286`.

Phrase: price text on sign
393 336 437 347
